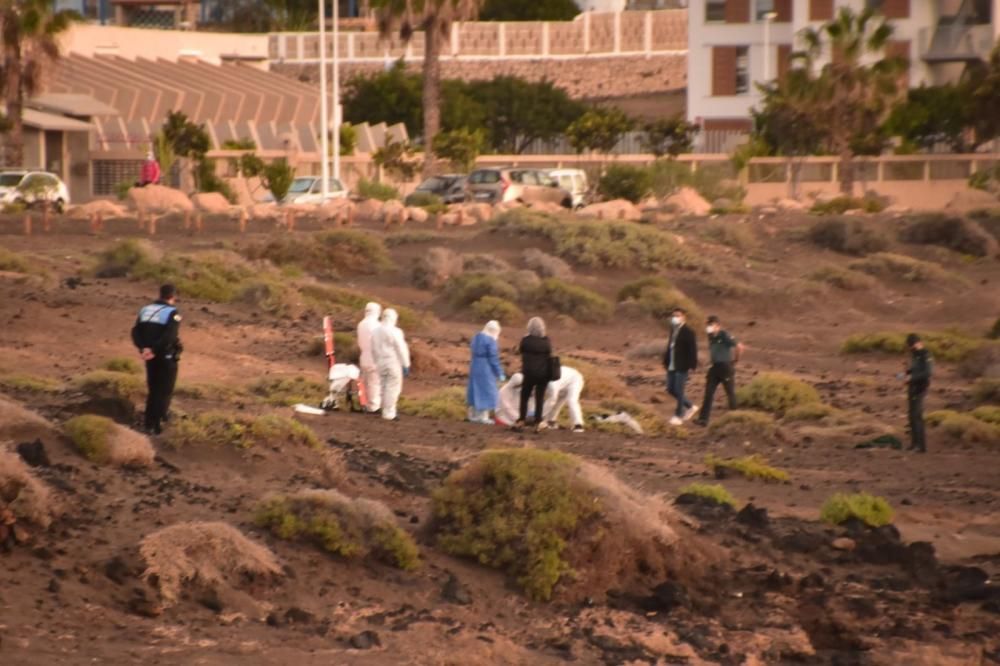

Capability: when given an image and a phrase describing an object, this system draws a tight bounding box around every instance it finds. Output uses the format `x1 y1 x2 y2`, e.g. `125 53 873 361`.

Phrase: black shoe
693 419 708 427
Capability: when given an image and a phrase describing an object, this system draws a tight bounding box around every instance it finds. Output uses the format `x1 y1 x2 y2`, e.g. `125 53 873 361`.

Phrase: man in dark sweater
903 333 933 453
663 307 698 426
694 315 744 427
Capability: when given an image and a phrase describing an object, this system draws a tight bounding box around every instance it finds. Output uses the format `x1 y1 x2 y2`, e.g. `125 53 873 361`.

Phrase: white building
687 0 1000 149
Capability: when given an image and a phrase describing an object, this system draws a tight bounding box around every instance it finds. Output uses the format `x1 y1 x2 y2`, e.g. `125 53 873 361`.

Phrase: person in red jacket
138 150 161 187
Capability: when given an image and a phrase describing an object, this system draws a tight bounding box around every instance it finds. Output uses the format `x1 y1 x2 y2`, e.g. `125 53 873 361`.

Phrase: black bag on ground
549 356 562 382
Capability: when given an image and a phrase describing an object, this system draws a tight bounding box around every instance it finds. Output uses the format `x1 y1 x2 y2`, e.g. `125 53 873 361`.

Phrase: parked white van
548 168 589 209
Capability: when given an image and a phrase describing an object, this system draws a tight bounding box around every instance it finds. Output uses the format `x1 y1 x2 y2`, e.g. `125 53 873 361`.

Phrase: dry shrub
843 331 986 363
521 248 573 279
534 278 613 324
0 449 58 529
973 378 1000 404
700 221 755 251
807 265 877 291
617 276 702 326
736 373 821 415
243 230 391 278
626 340 667 360
400 387 466 420
927 410 1000 445
432 448 683 601
783 403 846 423
64 415 155 468
708 410 779 439
808 218 890 256
463 254 511 274
705 454 790 483
471 296 523 325
256 489 419 570
677 483 737 508
849 252 954 284
445 272 519 308
74 370 144 402
0 373 63 394
139 521 283 606
412 247 463 289
0 396 58 442
0 245 30 273
250 375 326 406
899 214 998 258
166 412 319 450
820 493 893 527
958 344 1000 379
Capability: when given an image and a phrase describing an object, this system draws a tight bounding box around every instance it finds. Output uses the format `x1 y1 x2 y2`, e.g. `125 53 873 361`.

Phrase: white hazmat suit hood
370 308 410 420
356 301 383 412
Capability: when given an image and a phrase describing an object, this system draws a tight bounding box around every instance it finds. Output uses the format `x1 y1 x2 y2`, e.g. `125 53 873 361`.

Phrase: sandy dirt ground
0 210 999 665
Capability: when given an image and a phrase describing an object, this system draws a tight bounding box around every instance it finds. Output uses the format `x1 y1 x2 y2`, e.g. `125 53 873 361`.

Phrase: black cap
671 307 687 315
159 283 177 300
905 333 920 346
707 315 720 324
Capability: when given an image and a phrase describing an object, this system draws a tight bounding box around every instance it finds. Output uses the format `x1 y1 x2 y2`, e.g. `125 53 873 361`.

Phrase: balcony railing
920 23 994 61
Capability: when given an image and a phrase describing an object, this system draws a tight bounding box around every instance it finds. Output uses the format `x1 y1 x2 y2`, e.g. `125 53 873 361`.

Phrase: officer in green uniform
694 315 743 427
903 333 932 453
131 284 182 434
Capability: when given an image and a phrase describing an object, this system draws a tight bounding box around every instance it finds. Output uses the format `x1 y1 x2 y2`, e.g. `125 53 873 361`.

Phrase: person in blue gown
466 320 505 424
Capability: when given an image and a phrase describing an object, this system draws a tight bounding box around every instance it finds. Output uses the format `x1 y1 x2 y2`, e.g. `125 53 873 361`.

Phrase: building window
756 0 774 19
735 46 750 94
867 0 909 19
707 0 726 22
810 0 833 20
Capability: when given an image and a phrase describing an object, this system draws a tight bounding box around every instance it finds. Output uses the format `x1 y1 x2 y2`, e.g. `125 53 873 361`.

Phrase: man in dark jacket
695 315 744 426
903 333 932 453
663 307 698 426
131 284 183 434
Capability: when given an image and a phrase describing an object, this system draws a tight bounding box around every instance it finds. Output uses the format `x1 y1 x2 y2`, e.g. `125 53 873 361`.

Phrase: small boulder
460 202 494 224
441 573 472 605
126 185 195 214
405 206 429 224
663 187 711 216
578 199 641 221
526 201 565 214
380 199 407 225
776 198 806 212
354 198 384 221
66 199 128 220
831 537 857 552
319 198 355 224
945 188 998 212
349 630 381 650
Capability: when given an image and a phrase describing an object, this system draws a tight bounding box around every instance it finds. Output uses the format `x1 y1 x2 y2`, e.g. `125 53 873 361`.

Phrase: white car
0 170 70 212
281 176 349 204
548 168 590 210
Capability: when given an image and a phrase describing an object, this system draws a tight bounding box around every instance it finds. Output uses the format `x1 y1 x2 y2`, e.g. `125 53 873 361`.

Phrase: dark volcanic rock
736 503 769 530
103 556 131 585
285 607 316 624
674 494 734 522
940 567 991 603
639 581 690 614
16 439 50 467
349 630 381 649
777 529 826 554
441 573 472 605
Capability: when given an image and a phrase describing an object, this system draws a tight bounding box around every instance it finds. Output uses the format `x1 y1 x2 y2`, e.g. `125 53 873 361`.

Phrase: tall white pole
318 0 330 199
763 12 776 83
332 0 341 181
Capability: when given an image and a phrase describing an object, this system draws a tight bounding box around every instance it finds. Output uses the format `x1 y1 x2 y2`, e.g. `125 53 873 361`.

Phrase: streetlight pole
763 11 777 84
332 0 341 182
318 0 330 199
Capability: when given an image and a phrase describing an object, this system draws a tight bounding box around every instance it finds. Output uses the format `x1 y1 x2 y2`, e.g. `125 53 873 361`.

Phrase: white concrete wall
577 0 628 11
63 23 270 65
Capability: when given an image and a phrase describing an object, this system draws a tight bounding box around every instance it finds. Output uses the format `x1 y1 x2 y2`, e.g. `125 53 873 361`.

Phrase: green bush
700 221 755 251
973 379 1000 404
0 246 30 273
972 405 1000 425
0 373 62 394
405 191 445 212
444 272 519 309
810 195 886 215
848 252 954 283
807 265 877 291
357 178 400 202
493 209 704 271
101 358 141 375
597 164 652 203
899 214 998 258
783 403 845 423
64 414 114 463
707 410 778 438
705 454 790 483
647 161 744 202
94 239 155 278
299 284 426 331
238 279 299 317
432 449 678 601
471 296 523 324
807 218 890 256
399 387 466 421
616 276 701 325
532 278 612 324
167 411 319 449
820 493 894 527
243 230 392 278
927 410 1000 444
842 331 984 363
74 370 144 402
250 376 326 406
256 489 419 570
677 483 736 508
735 373 821 414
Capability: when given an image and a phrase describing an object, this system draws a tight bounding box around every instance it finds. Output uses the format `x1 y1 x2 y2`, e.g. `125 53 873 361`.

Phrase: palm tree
797 6 905 194
0 0 80 167
370 0 481 177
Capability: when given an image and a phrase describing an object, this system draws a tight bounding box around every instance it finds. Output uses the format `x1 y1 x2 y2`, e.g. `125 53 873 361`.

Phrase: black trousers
700 362 737 423
908 390 927 451
519 377 549 425
145 357 178 431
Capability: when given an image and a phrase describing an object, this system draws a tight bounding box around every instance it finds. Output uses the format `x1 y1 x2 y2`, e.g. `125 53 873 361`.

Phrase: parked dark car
405 174 466 205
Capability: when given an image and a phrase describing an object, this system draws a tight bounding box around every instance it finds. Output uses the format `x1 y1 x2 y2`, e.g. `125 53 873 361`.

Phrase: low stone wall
275 53 686 99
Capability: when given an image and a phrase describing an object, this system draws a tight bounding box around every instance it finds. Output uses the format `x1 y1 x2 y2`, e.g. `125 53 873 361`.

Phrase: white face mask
670 316 682 327
706 326 716 335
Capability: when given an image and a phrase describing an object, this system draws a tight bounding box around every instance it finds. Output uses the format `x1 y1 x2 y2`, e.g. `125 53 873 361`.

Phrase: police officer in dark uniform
903 333 932 453
694 315 744 427
131 284 182 434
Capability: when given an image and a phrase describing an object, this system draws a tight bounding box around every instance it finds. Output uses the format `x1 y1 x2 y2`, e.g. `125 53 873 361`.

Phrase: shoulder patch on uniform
173 313 182 322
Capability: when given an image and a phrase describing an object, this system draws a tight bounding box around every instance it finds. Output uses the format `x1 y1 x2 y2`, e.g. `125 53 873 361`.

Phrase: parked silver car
465 167 572 208
0 170 70 212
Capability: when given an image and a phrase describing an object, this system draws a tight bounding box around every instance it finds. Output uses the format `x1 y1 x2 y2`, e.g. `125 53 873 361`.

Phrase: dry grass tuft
807 265 877 291
166 411 320 450
807 217 889 255
927 410 1000 445
848 252 955 284
74 370 144 402
0 449 58 529
0 373 63 394
617 276 703 326
64 415 155 467
736 373 821 415
139 521 283 606
705 454 790 483
843 331 986 363
400 387 466 421
820 493 894 527
708 410 779 439
0 396 58 441
256 489 419 570
432 448 681 601
899 214 998 258
677 483 737 508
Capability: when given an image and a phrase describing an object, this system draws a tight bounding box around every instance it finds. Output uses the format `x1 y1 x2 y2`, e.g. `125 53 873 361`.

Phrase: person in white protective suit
370 308 410 421
496 366 585 431
356 302 382 413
